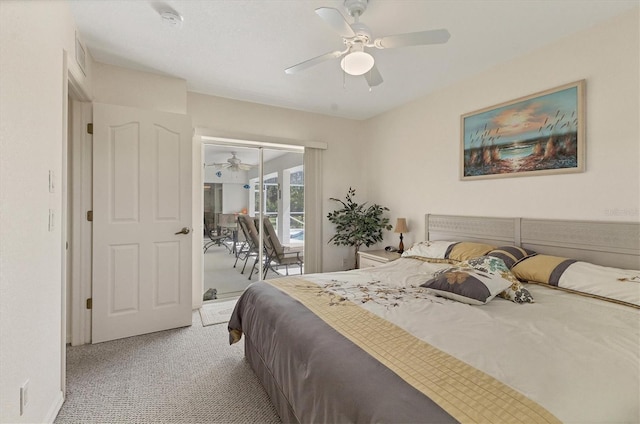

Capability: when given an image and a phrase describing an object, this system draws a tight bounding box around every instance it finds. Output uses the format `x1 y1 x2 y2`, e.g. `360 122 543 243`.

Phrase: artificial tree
327 187 393 269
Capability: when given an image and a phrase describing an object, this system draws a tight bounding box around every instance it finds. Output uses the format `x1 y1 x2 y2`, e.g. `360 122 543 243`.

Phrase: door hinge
87 123 93 134
86 298 92 309
86 210 93 222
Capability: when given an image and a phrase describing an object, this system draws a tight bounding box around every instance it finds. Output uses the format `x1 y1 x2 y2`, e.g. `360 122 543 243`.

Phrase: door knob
175 227 190 235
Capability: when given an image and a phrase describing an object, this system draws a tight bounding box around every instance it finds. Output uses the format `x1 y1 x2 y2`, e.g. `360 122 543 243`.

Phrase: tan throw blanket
266 277 560 424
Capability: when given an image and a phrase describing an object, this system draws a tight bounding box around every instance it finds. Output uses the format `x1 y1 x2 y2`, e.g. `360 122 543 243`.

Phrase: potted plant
327 187 393 269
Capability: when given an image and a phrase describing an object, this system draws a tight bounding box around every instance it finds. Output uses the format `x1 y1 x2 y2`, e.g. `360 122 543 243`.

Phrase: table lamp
395 218 408 254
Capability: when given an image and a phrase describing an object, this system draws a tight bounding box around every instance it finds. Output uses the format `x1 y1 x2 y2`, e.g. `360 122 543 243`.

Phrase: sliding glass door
202 143 304 301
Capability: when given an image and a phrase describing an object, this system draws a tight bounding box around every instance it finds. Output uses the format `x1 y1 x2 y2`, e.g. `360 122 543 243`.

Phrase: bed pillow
512 255 640 308
421 257 513 305
445 242 496 262
556 261 640 307
401 240 457 259
486 246 537 269
511 254 577 285
466 256 534 303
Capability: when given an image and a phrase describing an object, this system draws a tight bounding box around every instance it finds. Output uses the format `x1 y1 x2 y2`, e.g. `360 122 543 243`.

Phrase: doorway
201 144 305 301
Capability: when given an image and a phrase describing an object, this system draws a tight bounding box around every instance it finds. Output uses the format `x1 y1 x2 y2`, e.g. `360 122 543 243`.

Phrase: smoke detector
160 10 183 28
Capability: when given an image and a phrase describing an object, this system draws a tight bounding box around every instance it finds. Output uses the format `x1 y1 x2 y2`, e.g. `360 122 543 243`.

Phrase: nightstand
357 249 401 269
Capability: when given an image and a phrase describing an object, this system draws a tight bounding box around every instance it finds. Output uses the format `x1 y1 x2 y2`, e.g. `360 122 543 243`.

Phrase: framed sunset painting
461 80 585 180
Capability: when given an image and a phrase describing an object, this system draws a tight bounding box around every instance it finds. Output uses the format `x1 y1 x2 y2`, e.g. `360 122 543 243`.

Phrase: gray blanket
228 281 457 423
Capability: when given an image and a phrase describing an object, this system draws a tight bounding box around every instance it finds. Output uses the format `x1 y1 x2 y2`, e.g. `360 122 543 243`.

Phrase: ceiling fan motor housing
344 0 368 18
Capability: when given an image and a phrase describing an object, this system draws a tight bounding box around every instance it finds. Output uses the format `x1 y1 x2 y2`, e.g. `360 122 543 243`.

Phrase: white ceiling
70 0 637 120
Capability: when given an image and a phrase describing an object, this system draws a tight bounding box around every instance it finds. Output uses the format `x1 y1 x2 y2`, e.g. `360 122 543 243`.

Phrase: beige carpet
199 298 238 326
55 312 280 424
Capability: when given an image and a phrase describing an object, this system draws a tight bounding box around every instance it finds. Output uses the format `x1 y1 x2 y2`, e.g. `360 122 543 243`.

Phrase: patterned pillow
464 255 533 303
421 257 513 305
465 255 511 274
487 246 537 269
496 279 535 304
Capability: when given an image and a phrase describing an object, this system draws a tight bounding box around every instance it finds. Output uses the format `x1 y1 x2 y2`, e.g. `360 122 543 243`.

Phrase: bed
228 215 640 423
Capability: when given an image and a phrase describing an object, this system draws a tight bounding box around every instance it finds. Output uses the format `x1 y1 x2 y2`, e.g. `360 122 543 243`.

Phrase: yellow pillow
447 242 495 261
511 254 576 285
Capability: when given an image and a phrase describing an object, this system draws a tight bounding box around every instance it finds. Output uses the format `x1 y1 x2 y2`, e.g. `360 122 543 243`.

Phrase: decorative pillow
511 254 577 285
421 257 512 305
465 255 534 303
487 246 537 269
445 242 496 262
401 240 456 259
497 280 535 304
465 255 510 274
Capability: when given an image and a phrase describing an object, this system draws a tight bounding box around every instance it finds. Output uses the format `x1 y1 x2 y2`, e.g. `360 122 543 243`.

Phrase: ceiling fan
285 0 450 87
205 152 255 172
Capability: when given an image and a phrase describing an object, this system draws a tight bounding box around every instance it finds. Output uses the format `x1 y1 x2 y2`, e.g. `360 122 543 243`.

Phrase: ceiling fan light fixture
340 51 374 76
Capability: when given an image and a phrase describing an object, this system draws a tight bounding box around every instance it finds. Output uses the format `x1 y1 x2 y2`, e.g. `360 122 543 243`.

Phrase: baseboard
44 390 64 423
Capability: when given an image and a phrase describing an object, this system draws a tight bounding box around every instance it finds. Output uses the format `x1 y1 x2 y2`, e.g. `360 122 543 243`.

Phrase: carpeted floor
55 313 281 424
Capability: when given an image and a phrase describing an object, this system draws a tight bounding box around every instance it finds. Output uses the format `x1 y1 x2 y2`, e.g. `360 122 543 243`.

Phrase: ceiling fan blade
364 64 383 87
315 7 355 38
285 50 344 74
375 29 450 49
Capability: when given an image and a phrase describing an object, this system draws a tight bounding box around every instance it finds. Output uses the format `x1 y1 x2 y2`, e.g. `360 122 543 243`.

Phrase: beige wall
93 62 187 114
188 93 367 271
0 1 92 422
364 8 640 248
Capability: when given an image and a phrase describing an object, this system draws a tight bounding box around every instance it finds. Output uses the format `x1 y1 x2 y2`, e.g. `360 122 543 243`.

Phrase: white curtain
303 147 323 273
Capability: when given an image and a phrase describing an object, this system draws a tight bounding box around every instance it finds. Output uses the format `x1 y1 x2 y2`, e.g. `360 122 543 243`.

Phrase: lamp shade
395 218 408 233
340 51 375 76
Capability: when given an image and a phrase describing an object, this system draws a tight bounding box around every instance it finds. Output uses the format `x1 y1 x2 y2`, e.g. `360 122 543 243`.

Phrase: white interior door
92 103 192 343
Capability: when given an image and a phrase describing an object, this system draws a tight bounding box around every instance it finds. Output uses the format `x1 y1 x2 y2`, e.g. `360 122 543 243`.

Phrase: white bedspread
304 258 640 423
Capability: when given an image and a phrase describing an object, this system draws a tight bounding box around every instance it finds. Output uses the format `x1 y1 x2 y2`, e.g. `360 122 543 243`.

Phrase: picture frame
460 80 585 180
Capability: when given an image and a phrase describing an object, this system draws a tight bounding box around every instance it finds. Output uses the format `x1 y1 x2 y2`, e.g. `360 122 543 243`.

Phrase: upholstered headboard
425 214 640 270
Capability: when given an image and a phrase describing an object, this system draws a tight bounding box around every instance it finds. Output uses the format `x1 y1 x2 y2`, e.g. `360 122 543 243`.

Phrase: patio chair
217 213 238 254
203 217 227 253
258 216 303 278
237 215 261 279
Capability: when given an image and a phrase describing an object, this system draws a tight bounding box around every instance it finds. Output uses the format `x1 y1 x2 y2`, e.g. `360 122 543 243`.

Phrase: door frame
68 98 92 347
64 58 92 402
